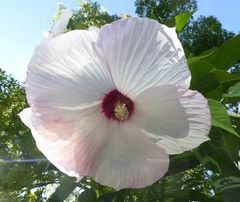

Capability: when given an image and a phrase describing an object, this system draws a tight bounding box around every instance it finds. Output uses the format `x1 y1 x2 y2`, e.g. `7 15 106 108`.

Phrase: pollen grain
114 102 129 121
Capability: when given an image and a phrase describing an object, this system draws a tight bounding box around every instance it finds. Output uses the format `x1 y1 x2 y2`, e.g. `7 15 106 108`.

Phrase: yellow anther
114 102 129 121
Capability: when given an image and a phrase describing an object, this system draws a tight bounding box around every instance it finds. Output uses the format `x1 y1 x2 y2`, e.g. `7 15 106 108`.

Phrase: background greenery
0 0 239 201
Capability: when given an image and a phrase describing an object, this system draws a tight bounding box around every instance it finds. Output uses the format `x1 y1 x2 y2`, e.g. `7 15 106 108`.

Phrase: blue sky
1 0 240 81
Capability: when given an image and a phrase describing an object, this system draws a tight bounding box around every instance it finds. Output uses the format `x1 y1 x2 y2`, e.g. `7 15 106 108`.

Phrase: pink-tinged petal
26 30 114 123
19 109 169 189
96 17 190 97
134 85 211 154
89 122 169 190
19 108 111 179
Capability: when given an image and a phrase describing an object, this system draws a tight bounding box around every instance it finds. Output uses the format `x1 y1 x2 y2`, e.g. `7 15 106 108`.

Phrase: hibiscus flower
19 10 211 190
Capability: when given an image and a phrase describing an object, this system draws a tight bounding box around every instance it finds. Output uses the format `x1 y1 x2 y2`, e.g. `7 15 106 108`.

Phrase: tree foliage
1 1 240 201
180 15 235 55
135 0 235 56
135 0 197 21
67 1 119 30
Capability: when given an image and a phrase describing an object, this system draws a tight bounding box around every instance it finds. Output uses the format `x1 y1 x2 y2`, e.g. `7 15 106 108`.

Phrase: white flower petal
134 85 211 154
134 85 190 139
26 30 114 123
88 26 100 34
96 17 190 97
51 9 73 37
19 108 110 179
90 122 169 190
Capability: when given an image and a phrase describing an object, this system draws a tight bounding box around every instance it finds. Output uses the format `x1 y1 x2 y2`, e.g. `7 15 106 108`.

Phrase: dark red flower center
101 89 134 122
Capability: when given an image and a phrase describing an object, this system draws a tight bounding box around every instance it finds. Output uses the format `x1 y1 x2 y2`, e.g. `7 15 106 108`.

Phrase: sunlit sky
1 0 240 82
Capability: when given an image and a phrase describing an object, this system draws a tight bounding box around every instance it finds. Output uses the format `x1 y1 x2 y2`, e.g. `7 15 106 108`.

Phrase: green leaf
171 189 221 202
214 176 240 202
195 70 240 96
205 85 223 100
164 10 196 32
194 148 222 173
214 177 240 192
188 60 215 89
208 99 239 137
212 70 240 84
203 35 240 70
167 151 199 176
78 188 97 202
195 73 220 94
195 127 240 176
98 192 117 202
221 129 240 162
223 82 240 98
175 10 196 32
187 48 216 63
47 176 77 202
